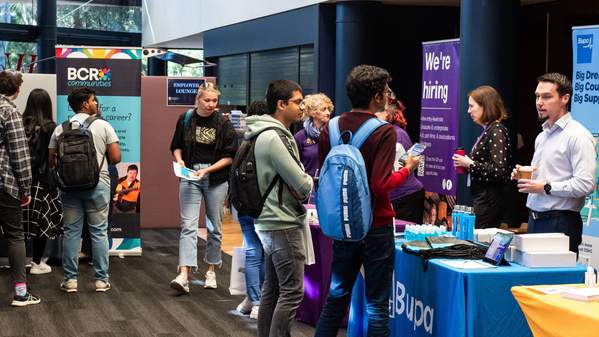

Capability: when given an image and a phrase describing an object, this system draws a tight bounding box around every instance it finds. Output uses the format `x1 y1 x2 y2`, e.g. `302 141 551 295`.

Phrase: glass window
167 49 205 77
218 54 248 106
57 1 141 33
0 1 36 25
0 40 37 71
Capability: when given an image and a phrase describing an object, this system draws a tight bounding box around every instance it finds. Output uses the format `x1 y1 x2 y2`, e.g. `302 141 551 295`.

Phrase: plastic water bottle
405 225 412 241
451 206 461 237
417 226 425 241
467 208 476 241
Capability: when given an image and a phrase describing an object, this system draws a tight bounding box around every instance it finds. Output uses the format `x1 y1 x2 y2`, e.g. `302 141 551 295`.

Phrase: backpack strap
273 129 301 166
350 118 387 149
328 116 341 148
61 121 72 132
82 115 99 129
81 115 106 169
183 109 194 129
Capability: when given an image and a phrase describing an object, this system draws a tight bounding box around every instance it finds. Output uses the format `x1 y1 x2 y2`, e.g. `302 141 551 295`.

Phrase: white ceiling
142 0 557 48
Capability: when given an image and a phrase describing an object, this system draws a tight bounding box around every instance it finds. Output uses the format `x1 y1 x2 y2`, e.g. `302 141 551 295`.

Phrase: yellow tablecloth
512 285 599 337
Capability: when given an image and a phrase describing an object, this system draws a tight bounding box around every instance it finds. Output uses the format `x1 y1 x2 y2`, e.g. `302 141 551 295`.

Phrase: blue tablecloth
348 242 585 337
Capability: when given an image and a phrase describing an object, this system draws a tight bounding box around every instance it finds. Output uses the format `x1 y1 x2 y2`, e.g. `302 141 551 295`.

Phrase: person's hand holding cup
512 164 534 180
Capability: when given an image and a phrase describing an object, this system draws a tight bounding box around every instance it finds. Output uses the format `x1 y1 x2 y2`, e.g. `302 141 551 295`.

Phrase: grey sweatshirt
245 115 313 231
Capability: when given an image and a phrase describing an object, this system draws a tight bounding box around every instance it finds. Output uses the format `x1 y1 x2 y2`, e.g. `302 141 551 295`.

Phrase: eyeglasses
384 87 395 98
287 98 303 106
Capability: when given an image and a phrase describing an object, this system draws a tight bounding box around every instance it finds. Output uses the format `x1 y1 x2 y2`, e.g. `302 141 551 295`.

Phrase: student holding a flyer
169 82 237 293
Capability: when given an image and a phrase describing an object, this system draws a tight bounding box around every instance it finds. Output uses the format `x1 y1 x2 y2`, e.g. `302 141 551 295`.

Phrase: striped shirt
0 95 32 200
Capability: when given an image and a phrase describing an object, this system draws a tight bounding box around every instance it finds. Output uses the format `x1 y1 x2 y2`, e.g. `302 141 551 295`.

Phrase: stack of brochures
561 287 599 302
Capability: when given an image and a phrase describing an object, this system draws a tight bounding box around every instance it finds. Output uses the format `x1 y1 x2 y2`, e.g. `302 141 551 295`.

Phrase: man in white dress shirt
513 73 596 254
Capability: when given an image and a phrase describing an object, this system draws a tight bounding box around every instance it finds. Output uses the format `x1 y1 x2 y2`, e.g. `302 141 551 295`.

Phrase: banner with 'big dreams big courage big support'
56 46 142 256
572 26 599 267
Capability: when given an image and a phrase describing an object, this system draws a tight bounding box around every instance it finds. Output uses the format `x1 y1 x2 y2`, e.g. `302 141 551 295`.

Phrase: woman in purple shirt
376 100 425 223
294 93 334 178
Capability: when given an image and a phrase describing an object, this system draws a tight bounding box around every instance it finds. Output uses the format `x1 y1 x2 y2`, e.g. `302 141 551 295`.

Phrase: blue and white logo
577 34 593 64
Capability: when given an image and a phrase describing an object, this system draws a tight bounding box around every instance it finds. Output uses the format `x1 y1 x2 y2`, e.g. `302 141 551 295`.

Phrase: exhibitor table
348 242 585 337
512 285 599 337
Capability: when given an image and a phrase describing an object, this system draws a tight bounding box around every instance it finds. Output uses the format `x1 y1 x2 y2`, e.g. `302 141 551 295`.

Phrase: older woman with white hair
293 93 334 179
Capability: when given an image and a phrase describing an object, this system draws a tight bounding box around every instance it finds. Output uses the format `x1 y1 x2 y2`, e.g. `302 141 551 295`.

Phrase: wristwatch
544 182 552 195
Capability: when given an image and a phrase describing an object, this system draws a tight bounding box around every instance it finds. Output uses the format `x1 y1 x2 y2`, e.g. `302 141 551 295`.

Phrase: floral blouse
469 122 512 184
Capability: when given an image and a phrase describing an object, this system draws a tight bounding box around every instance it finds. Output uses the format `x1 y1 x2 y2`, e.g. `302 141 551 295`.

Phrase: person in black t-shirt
168 82 237 294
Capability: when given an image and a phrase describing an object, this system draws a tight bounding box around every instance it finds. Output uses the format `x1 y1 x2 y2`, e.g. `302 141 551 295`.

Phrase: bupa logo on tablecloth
389 275 434 334
67 67 112 87
577 34 593 64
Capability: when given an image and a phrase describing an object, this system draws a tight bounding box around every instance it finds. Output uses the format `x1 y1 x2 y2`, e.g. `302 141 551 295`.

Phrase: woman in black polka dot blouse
452 85 512 228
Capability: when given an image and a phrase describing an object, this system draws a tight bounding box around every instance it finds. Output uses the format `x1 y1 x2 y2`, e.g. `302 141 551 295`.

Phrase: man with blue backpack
315 65 420 337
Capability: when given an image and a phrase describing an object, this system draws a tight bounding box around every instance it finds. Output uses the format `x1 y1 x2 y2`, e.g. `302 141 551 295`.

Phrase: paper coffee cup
518 166 533 179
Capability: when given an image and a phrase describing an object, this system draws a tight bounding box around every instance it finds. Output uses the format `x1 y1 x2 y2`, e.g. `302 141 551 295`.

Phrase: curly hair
301 93 334 120
0 70 23 96
346 65 391 110
386 99 408 129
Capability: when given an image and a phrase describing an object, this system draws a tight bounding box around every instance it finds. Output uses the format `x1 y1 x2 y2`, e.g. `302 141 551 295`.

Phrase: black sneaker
11 292 41 307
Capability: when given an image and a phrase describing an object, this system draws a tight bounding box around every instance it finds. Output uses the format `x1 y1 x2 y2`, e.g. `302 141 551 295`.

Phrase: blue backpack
316 116 387 241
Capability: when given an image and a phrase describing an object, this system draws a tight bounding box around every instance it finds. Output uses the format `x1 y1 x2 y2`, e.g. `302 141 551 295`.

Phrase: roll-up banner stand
55 46 142 256
419 39 460 227
572 26 599 267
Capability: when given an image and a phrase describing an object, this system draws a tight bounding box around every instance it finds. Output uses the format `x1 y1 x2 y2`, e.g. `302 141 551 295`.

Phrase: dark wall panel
204 5 318 58
250 47 300 102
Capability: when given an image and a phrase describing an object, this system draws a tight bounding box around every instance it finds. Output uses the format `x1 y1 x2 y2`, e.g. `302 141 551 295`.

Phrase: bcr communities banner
56 46 142 256
419 39 460 226
571 26 599 267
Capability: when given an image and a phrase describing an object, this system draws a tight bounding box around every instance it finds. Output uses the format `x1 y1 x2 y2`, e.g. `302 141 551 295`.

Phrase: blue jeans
239 215 264 304
315 226 395 337
178 176 228 269
62 181 110 282
528 210 583 254
257 227 306 337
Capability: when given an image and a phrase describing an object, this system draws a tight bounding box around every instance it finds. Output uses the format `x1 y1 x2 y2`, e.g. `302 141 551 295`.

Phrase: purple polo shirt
389 125 424 200
294 129 320 177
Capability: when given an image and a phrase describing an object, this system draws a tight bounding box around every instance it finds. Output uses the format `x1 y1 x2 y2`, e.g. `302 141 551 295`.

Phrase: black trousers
0 191 26 284
392 188 425 224
528 210 583 254
471 184 506 229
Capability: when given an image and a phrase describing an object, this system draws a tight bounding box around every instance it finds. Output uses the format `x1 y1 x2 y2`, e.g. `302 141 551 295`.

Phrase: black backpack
229 127 300 218
54 116 104 191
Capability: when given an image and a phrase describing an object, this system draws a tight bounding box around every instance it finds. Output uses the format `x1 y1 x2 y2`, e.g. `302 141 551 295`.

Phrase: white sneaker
249 305 259 320
204 271 217 289
237 297 252 315
95 280 111 292
60 279 78 293
30 261 52 275
170 273 190 294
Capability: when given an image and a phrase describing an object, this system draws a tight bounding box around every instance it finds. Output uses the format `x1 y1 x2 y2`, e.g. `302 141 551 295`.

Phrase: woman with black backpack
21 88 63 275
